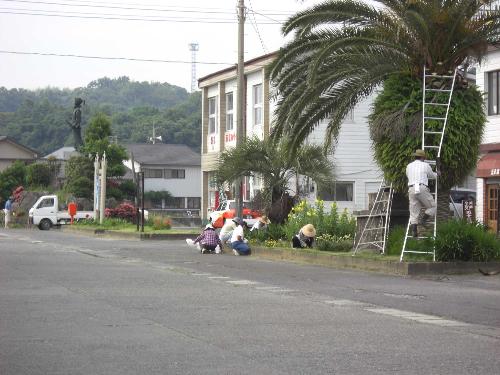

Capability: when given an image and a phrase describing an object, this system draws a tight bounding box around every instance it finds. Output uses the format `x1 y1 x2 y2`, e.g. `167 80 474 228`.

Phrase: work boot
421 213 431 223
411 224 418 238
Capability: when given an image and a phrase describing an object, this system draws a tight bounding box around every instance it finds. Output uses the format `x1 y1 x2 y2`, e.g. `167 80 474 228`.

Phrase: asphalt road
1 228 499 374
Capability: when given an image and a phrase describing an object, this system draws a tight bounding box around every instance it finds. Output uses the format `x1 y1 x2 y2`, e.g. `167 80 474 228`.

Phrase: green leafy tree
215 136 334 223
81 113 128 177
0 161 26 202
64 155 94 199
26 162 51 188
269 0 499 219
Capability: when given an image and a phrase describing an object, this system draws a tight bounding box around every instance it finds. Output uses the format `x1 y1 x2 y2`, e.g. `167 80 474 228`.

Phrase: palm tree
215 136 334 223
269 0 500 219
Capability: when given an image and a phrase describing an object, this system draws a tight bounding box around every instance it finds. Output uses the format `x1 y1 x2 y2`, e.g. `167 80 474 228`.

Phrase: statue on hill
66 97 85 150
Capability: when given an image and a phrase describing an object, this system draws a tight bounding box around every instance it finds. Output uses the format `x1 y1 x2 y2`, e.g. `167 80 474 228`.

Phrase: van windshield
451 191 476 203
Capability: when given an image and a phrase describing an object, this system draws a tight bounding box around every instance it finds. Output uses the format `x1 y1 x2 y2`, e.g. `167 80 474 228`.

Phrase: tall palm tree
215 136 334 223
269 0 500 219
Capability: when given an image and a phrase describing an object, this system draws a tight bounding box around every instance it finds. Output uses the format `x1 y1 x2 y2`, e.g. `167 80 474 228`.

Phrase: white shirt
220 221 236 236
406 159 436 188
230 225 244 243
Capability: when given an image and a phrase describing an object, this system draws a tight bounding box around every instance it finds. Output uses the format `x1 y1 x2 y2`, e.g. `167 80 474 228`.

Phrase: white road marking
226 280 260 285
192 273 212 276
208 276 230 279
324 299 368 307
365 308 469 327
256 286 283 290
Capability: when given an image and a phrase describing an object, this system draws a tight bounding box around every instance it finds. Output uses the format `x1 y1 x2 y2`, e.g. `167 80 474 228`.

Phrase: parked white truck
29 195 95 230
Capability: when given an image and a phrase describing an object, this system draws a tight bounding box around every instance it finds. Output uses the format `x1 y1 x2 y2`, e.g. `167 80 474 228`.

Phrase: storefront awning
476 152 500 178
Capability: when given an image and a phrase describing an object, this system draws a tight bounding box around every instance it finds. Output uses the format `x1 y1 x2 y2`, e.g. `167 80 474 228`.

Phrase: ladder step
425 160 436 165
403 250 434 254
425 74 455 79
424 145 439 149
424 103 448 106
424 131 444 135
426 88 452 92
424 116 446 120
364 227 386 231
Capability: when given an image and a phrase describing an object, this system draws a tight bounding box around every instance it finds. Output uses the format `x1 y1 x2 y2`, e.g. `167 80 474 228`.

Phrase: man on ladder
406 149 437 238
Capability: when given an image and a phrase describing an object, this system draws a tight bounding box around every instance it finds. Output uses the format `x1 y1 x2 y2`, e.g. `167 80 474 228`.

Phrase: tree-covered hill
0 76 200 155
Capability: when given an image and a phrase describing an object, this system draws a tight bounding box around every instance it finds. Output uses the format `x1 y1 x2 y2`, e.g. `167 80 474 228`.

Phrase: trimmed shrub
435 221 500 262
316 234 353 252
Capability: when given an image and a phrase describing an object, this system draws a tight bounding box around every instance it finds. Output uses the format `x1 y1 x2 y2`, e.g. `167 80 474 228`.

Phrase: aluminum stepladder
353 180 394 255
400 66 457 262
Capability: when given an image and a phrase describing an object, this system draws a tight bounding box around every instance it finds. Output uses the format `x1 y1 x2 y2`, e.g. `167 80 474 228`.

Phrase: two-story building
198 53 276 220
474 45 500 232
198 53 383 222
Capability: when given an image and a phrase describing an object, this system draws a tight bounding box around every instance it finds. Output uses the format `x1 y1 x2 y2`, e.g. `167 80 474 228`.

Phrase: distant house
0 136 39 172
43 146 79 187
124 143 201 212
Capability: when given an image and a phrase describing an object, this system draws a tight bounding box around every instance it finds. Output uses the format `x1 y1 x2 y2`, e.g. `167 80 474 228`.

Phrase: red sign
225 132 236 142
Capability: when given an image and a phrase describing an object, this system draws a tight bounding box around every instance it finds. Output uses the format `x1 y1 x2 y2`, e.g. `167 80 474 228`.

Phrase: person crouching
230 217 251 255
193 224 223 254
292 224 316 248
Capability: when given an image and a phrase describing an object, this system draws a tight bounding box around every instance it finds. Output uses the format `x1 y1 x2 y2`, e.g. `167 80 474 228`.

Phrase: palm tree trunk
436 187 451 223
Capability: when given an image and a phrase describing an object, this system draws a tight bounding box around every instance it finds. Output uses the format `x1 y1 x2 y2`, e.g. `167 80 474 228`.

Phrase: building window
226 92 234 131
208 96 217 134
164 197 184 209
144 168 163 178
164 169 185 179
252 83 263 126
488 70 499 115
187 197 201 209
317 182 354 201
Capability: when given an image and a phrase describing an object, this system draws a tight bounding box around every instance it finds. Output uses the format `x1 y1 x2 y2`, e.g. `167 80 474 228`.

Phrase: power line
0 49 237 65
0 9 285 23
0 0 296 16
0 6 246 21
248 0 267 53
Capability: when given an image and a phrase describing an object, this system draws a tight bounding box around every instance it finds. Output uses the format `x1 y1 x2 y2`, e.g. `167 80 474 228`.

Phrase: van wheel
39 219 52 231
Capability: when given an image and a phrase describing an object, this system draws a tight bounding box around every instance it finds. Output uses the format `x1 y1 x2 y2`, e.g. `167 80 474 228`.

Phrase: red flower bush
105 201 136 222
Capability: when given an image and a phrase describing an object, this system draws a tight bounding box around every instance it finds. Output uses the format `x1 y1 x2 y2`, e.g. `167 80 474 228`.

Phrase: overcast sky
0 0 317 91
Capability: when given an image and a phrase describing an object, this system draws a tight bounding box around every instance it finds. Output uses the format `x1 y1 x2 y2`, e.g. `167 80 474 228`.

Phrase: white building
198 52 382 221
474 46 500 232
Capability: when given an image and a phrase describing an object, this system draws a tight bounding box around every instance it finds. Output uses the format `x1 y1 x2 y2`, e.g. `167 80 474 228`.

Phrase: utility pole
235 0 245 218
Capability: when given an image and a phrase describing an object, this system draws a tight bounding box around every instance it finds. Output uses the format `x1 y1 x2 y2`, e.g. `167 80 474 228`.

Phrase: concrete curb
247 246 500 276
61 226 193 240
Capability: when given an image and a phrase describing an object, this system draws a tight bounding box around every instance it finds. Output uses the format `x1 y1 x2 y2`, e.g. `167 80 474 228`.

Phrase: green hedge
386 221 500 261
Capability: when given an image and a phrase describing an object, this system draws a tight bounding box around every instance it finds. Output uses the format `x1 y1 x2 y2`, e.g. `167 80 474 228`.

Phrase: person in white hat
230 217 251 255
406 149 437 237
292 224 316 248
250 215 270 232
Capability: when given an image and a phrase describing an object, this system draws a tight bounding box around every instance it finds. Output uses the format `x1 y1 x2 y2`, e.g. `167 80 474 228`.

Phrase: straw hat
413 149 426 158
301 224 316 237
259 215 270 225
